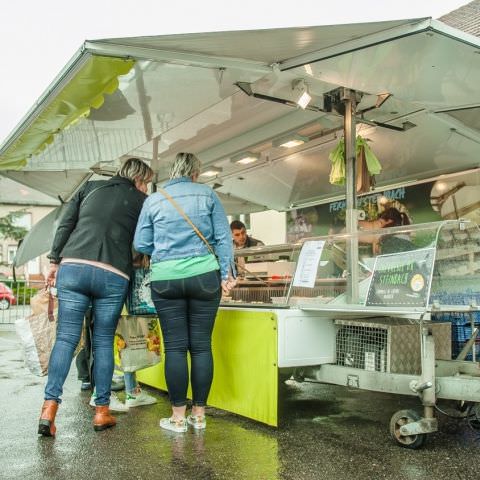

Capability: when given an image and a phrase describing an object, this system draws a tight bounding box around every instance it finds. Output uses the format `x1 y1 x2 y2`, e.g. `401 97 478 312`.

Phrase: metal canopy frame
1 18 479 215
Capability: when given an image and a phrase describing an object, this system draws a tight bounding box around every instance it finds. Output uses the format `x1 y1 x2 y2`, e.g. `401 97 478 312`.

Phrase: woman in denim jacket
134 152 236 432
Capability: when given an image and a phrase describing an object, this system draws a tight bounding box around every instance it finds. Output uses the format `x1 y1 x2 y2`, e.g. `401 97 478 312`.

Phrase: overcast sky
0 0 469 144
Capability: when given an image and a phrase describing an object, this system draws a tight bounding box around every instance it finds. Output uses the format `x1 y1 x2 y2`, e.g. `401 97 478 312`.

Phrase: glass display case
222 219 480 316
222 242 345 307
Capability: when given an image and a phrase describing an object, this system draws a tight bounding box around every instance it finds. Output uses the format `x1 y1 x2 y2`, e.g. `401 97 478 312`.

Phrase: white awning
1 18 479 211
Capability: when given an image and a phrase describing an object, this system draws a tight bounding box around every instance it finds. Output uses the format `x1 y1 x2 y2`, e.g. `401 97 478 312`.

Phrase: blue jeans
124 372 137 393
45 263 128 406
151 270 221 407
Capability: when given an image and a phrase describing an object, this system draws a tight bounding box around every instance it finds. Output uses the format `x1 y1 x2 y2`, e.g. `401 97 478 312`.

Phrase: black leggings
151 270 221 407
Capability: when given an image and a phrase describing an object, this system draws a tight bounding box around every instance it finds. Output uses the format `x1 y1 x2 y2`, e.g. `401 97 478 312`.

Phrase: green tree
0 211 28 242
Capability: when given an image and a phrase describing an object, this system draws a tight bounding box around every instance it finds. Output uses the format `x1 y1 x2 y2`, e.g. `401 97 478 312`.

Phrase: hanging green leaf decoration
356 135 382 175
328 135 381 186
328 138 346 186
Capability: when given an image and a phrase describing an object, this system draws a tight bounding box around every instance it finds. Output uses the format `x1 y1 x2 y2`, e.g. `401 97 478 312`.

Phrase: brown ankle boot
38 400 59 437
93 406 116 431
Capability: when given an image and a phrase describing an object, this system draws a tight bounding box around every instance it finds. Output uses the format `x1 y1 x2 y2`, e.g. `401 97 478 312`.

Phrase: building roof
0 176 59 206
439 0 480 37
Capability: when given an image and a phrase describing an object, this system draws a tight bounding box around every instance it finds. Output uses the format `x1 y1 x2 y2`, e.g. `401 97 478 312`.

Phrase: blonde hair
169 152 201 179
117 158 153 183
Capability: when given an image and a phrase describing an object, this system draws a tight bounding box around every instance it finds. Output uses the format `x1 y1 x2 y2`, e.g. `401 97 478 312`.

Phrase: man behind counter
230 220 264 275
230 220 264 249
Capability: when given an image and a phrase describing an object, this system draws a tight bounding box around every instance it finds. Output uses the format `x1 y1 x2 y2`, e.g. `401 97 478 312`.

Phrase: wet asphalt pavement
1 327 479 480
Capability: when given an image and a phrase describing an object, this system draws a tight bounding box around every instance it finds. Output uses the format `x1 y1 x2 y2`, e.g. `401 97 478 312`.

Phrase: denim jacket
133 177 235 280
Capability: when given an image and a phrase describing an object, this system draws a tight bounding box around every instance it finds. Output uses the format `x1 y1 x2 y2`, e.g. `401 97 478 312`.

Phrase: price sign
365 248 435 307
292 240 325 288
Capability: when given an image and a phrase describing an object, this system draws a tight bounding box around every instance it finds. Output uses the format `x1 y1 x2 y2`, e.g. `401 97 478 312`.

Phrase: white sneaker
125 389 157 408
159 417 187 433
90 391 129 413
187 414 207 430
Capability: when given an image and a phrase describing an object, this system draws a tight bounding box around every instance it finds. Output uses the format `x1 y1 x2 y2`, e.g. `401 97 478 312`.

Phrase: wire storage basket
335 318 451 375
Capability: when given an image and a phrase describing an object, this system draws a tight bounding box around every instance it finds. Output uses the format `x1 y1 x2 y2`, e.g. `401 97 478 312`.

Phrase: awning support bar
343 88 359 303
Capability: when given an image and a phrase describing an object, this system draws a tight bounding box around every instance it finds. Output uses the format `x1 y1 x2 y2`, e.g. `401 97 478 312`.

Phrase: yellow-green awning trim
0 55 134 170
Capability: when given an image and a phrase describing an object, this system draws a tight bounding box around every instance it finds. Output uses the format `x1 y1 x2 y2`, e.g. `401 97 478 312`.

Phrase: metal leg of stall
390 326 438 448
312 88 480 449
293 307 480 449
342 88 359 304
469 311 476 362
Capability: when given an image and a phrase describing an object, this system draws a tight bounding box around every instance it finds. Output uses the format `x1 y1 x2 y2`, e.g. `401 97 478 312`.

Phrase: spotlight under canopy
292 79 312 110
230 151 260 165
272 134 309 149
200 166 222 177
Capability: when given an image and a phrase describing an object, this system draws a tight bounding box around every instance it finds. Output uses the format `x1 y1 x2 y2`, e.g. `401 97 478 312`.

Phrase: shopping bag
30 287 57 320
15 288 57 376
115 315 161 372
126 268 156 315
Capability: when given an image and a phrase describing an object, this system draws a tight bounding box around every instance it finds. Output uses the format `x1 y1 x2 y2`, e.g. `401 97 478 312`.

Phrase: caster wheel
389 409 426 449
467 403 480 430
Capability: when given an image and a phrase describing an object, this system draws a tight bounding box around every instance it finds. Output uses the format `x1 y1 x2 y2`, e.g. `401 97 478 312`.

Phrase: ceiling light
200 166 222 177
273 134 309 149
292 79 311 110
297 91 312 110
435 181 448 192
230 151 260 165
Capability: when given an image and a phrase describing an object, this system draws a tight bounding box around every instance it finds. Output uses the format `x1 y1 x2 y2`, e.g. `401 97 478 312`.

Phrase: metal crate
335 318 451 375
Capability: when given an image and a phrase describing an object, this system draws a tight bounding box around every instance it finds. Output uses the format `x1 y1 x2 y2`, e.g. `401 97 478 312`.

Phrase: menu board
365 248 435 307
292 240 325 288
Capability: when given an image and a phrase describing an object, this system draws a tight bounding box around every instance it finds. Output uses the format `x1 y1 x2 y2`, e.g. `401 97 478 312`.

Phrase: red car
0 282 16 310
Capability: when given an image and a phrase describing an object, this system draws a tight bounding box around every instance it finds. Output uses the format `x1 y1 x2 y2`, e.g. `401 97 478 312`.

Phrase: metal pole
343 88 359 303
151 136 160 193
421 327 436 409
470 312 476 362
135 64 153 142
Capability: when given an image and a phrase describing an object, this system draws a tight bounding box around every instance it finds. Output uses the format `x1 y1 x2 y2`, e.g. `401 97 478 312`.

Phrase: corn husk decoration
329 135 381 193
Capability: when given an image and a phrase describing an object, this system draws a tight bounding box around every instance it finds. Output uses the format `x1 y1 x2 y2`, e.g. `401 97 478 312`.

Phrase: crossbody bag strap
80 183 116 209
157 187 215 256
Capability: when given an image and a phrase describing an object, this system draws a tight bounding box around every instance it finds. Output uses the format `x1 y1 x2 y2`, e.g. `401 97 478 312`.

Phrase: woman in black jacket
38 158 153 436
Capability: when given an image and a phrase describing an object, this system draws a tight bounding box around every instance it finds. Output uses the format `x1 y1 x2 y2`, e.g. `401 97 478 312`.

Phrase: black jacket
48 176 146 276
244 236 264 248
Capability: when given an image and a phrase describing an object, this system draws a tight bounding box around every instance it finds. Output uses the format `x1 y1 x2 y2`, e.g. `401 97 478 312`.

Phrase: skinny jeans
151 270 221 407
44 263 128 406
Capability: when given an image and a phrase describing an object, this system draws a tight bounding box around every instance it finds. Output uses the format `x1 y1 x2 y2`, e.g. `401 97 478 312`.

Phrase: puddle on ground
312 413 380 427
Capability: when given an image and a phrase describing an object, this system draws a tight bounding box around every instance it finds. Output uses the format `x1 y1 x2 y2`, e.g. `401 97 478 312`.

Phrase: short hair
379 207 410 226
117 158 153 183
230 220 246 231
169 152 201 179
